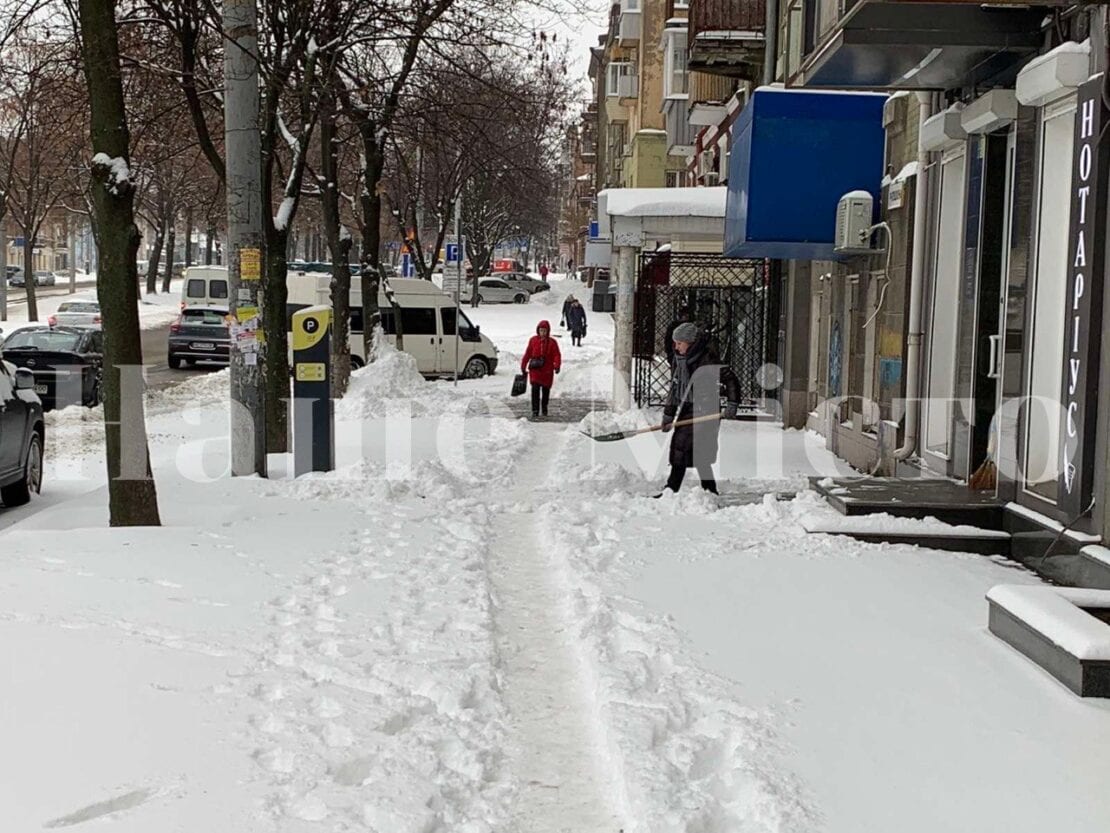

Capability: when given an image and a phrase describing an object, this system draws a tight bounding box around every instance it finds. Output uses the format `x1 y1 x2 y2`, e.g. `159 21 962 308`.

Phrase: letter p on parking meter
292 305 335 476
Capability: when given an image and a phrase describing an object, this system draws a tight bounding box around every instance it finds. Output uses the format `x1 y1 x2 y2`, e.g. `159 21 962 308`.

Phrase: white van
181 266 230 309
286 274 499 378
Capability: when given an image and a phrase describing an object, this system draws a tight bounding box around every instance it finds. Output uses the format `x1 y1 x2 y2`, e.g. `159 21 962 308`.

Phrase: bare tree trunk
358 124 384 358
78 0 161 526
184 207 193 267
161 221 176 293
319 82 352 396
263 229 290 450
205 226 214 264
146 218 165 295
22 236 38 321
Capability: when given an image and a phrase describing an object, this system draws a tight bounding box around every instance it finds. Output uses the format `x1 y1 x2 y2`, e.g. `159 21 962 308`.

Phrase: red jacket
521 320 562 387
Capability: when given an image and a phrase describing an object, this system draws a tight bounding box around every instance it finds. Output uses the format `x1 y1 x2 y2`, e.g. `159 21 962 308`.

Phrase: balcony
688 0 765 80
665 99 697 156
689 71 736 126
618 0 642 46
791 0 1048 90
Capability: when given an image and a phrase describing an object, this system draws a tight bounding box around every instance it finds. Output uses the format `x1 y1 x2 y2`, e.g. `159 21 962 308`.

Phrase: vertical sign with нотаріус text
1059 76 1107 516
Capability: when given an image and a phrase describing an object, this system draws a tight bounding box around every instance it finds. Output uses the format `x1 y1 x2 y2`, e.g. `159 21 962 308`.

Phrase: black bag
528 357 544 370
511 373 527 396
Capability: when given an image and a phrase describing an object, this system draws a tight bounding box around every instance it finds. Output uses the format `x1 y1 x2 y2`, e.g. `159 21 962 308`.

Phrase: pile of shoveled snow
337 345 462 420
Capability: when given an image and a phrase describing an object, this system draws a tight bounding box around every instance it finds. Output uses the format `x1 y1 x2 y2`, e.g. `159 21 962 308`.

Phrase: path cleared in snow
488 431 628 832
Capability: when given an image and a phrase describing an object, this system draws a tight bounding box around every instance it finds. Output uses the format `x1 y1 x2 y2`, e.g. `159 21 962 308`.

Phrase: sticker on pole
240 248 261 281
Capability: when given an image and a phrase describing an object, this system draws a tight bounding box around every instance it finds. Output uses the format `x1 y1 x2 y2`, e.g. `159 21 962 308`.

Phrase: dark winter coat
663 335 741 467
566 302 587 337
521 320 562 387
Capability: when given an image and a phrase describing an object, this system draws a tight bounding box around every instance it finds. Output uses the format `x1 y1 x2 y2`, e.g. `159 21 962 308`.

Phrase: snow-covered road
2 277 1110 831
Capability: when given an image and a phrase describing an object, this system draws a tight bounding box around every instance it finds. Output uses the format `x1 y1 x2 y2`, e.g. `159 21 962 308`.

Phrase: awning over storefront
725 87 886 260
794 1 1045 90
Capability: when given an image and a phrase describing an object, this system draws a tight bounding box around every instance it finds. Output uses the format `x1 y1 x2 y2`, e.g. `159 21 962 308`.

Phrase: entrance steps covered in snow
808 476 1010 554
988 586 1110 697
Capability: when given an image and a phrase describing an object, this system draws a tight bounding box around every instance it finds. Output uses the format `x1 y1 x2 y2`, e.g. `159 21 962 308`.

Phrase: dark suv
168 306 231 368
0 360 44 507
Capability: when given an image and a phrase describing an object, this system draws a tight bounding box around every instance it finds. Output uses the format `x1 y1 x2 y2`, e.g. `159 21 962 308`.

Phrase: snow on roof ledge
601 186 727 219
1016 39 1091 107
988 584 1110 661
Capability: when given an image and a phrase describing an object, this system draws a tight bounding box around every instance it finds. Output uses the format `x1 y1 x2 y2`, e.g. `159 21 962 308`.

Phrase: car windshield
3 329 82 351
182 309 228 325
58 302 99 313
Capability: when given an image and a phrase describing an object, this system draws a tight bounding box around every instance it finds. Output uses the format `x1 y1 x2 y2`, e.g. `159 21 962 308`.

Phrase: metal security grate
632 251 773 409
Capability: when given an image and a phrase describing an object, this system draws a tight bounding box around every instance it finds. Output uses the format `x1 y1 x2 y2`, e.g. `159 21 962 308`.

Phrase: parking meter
291 305 335 475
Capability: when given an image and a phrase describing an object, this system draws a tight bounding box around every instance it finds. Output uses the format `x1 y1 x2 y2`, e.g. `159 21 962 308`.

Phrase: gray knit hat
672 322 700 344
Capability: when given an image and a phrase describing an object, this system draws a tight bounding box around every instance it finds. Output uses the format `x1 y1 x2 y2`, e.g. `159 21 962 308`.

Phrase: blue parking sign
446 243 459 264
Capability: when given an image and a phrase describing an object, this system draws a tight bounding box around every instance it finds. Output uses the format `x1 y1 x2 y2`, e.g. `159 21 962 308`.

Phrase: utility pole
452 187 462 386
0 214 7 322
224 0 267 476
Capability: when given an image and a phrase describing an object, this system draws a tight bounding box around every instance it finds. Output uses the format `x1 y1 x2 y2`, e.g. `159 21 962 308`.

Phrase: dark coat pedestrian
661 323 740 494
521 320 562 417
566 299 587 346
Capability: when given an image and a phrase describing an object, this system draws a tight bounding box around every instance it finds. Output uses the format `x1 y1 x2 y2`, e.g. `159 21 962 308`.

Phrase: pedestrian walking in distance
560 293 576 329
659 322 740 495
566 297 588 347
539 263 550 281
521 319 561 419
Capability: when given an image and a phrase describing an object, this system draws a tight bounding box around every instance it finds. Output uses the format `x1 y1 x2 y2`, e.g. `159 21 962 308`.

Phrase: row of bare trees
2 0 579 525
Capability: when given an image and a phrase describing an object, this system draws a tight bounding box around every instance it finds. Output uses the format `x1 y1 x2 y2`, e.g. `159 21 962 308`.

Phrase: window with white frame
663 30 688 98
606 62 636 97
665 170 681 188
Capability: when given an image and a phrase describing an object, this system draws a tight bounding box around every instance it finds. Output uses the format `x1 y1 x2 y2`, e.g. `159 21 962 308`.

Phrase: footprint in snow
43 788 154 828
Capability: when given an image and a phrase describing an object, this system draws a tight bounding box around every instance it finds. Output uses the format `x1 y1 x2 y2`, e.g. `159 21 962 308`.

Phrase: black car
0 326 104 410
0 360 44 507
168 306 231 368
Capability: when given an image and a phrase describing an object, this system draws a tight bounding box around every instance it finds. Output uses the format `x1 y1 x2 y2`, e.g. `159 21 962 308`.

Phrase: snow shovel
582 413 721 443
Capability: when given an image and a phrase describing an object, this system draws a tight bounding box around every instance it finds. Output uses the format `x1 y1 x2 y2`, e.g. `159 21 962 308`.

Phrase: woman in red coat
521 319 561 419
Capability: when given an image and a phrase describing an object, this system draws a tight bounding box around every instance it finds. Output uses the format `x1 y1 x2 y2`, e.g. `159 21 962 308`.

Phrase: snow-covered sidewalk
3 277 1110 831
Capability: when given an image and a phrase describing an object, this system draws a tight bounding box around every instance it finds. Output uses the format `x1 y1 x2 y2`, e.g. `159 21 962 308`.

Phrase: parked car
461 277 530 305
168 305 231 368
0 359 44 507
498 272 551 294
286 274 499 377
181 266 230 308
0 325 103 409
8 270 26 287
33 271 56 287
49 301 101 329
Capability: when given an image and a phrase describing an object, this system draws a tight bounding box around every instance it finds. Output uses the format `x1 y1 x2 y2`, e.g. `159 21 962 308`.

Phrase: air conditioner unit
834 191 875 255
703 171 720 185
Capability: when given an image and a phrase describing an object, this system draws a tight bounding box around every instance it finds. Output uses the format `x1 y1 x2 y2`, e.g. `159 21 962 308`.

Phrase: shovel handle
633 412 722 438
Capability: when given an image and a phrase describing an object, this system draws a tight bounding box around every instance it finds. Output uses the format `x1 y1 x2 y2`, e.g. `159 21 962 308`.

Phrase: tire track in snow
489 430 627 832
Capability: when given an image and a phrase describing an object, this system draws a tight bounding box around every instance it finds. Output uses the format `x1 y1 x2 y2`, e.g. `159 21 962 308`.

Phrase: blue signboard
588 220 600 240
725 88 886 261
446 243 460 264
401 253 415 277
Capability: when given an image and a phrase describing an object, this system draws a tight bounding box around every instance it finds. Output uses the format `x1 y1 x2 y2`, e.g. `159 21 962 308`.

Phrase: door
439 307 466 374
0 363 25 480
1022 95 1077 504
923 143 968 469
398 307 438 373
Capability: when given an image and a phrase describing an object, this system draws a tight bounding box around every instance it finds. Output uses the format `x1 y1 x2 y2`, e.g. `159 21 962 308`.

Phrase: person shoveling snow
658 322 739 496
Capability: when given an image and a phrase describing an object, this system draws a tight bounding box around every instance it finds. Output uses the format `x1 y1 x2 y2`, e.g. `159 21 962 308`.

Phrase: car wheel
168 355 182 369
351 355 366 370
1 431 42 507
514 294 527 304
463 356 489 379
